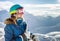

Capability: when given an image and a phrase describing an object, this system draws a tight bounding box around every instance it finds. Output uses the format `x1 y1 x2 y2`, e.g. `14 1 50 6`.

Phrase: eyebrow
16 7 23 10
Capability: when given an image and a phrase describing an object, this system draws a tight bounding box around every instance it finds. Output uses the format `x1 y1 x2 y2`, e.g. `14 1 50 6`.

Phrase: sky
0 0 60 17
0 0 60 40
0 0 58 4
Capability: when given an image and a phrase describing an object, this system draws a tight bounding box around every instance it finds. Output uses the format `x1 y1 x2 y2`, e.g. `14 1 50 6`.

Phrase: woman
4 4 28 41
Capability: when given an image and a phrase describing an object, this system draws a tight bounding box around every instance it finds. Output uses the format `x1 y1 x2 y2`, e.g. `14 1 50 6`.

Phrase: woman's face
15 8 24 18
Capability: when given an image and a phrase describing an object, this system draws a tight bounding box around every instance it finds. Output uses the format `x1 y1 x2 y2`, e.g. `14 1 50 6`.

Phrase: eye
16 10 18 13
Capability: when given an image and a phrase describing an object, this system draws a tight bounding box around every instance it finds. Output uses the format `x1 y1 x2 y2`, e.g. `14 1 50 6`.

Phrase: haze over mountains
0 10 60 41
0 10 60 34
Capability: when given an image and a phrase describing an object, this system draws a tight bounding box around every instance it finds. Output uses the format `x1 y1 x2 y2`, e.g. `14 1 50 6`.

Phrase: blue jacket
4 18 27 41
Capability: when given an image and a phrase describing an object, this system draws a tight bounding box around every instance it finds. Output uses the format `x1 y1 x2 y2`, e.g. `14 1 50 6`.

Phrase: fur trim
4 18 15 24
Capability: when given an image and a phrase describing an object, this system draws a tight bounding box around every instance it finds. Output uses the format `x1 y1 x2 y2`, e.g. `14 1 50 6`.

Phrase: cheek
21 12 24 14
17 14 23 17
19 11 24 14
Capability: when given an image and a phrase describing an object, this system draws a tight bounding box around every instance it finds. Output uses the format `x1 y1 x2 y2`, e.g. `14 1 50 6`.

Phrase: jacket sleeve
4 24 13 41
20 22 27 35
22 22 27 31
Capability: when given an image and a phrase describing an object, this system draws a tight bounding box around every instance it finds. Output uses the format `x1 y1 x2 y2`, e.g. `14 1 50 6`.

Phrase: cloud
0 1 60 17
57 0 60 3
22 4 60 17
0 1 14 11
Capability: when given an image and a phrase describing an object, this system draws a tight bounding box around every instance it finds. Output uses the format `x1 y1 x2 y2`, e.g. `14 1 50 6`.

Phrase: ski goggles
16 8 24 14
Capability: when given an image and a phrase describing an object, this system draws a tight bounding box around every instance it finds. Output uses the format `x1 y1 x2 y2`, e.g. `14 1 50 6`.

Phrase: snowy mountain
0 10 10 22
0 10 60 41
0 10 60 33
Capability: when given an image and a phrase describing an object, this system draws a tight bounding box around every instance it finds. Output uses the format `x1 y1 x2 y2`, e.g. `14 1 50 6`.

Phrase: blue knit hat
9 4 23 14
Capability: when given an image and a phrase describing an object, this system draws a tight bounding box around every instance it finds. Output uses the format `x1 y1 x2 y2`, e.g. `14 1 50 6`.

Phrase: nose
18 10 23 13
